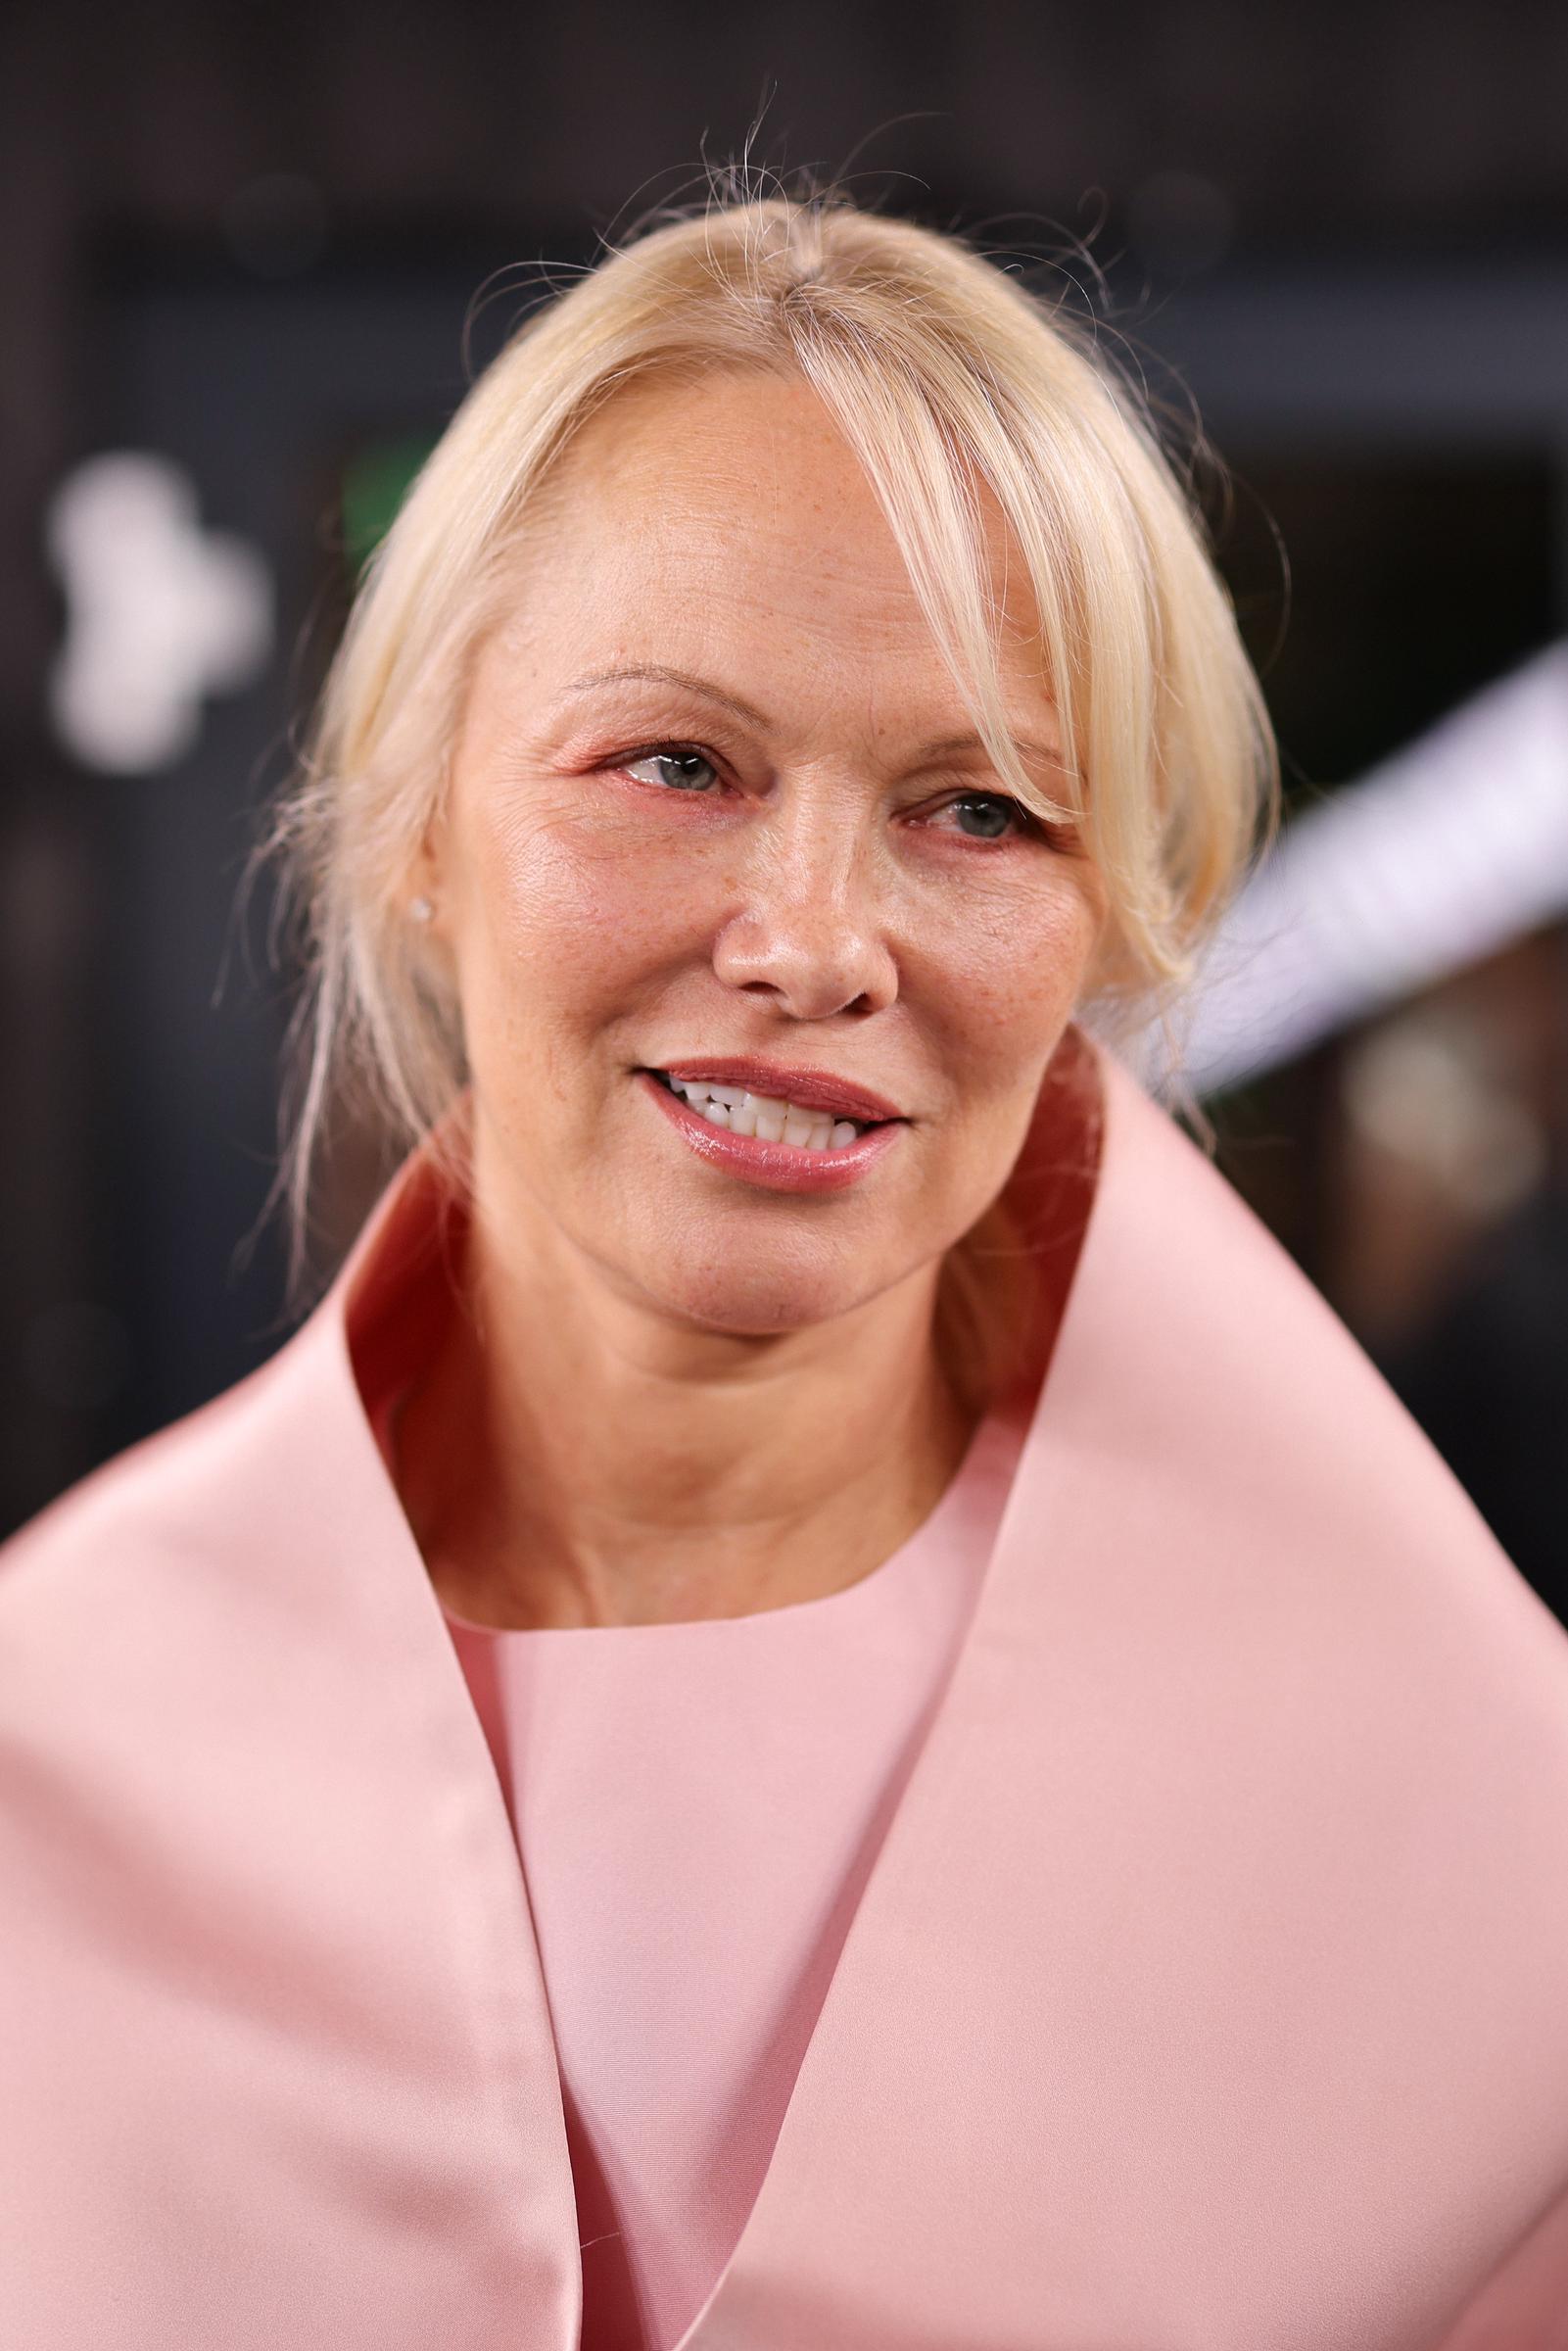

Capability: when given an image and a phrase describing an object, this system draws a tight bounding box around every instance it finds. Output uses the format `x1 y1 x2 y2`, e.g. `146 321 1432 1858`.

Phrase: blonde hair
256 175 1279 1388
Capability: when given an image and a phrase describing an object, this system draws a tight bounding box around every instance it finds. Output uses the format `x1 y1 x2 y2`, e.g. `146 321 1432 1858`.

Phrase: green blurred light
340 434 436 573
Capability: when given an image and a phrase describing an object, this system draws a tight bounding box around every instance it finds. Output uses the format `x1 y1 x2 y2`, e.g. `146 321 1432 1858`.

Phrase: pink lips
637 1072 904 1195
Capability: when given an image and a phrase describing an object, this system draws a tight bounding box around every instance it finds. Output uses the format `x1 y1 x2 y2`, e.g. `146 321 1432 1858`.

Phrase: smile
636 1070 905 1195
649 1071 871 1150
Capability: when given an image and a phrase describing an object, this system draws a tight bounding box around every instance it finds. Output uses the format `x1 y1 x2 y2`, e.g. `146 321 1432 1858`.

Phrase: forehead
488 369 1048 682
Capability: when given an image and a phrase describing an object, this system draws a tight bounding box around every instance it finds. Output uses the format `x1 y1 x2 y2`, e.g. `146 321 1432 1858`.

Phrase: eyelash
612 743 1046 844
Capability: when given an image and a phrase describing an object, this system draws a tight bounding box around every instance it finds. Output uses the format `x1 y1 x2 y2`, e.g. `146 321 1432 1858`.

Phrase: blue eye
624 747 720 792
937 792 1033 841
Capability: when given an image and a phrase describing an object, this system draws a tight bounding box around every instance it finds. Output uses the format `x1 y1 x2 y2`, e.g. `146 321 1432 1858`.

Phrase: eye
928 791 1040 843
621 744 722 793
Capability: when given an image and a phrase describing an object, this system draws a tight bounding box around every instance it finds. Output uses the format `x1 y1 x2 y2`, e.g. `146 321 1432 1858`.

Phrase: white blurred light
1167 641 1568 1095
1340 1010 1545 1221
46 452 273 773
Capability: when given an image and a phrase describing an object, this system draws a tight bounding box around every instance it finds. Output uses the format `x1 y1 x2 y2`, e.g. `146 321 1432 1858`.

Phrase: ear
389 828 445 945
402 814 447 918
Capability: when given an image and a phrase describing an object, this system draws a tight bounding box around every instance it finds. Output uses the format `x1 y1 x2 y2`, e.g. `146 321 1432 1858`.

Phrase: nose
709 789 899 1022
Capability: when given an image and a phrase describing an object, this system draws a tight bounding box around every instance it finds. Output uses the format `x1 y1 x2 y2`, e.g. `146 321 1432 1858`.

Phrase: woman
5 189 1568 2351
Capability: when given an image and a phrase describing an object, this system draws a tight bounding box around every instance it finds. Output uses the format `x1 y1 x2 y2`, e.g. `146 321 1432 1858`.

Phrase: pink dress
372 1383 1025 2351
11 1031 1568 2344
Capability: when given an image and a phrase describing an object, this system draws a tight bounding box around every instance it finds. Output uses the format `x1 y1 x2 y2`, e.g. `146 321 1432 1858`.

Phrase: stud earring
409 894 434 924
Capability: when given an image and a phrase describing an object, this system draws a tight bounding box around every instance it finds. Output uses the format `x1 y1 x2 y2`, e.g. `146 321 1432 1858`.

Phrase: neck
390 1191 977 1632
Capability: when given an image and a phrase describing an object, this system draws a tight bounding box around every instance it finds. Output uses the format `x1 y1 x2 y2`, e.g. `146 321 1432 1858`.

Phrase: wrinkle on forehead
480 369 1058 747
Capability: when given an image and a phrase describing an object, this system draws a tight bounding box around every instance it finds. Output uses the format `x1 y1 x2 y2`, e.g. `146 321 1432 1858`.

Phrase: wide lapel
2 1112 588 2348
679 1036 1568 2351
232 1156 587 2345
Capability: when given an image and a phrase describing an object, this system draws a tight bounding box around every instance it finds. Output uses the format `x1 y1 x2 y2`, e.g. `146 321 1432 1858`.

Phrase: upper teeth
663 1077 866 1152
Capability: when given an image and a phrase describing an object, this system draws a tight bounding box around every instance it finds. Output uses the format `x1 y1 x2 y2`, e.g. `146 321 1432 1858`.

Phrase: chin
649 1254 882 1339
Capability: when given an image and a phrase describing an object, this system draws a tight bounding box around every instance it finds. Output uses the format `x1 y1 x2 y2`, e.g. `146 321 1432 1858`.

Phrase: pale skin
393 368 1108 1629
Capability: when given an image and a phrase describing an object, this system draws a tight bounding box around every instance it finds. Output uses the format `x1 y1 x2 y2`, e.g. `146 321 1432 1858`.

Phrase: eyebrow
559 662 1062 770
560 664 771 730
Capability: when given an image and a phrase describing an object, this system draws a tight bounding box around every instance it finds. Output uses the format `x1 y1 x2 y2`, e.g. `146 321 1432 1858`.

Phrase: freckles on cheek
946 889 1098 1063
959 884 1090 991
1024 872 1103 972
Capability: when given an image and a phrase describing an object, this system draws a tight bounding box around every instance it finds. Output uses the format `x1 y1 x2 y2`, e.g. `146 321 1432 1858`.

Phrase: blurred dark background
2 1 1565 1609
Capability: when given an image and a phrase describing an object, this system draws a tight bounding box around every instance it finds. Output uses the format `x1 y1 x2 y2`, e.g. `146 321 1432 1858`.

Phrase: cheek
930 875 1101 1074
1022 884 1103 1014
466 804 689 1007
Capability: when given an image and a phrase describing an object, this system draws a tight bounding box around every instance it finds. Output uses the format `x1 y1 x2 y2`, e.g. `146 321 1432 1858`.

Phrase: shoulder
0 1313 344 1707
3 1347 286 1584
1032 1041 1568 1741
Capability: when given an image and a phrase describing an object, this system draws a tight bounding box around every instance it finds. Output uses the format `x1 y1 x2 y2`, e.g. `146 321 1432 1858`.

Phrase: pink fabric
8 1028 1568 2347
424 1405 1022 2351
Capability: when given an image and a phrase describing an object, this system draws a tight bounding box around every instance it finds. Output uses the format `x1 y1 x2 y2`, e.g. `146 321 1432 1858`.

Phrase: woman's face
421 369 1108 1338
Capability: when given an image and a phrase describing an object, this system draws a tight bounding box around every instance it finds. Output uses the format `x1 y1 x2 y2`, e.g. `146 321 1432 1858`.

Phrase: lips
643 1058 906 1125
636 1069 905 1194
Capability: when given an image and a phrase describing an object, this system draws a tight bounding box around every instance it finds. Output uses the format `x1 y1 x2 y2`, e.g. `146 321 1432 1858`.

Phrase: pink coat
6 1030 1568 2349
